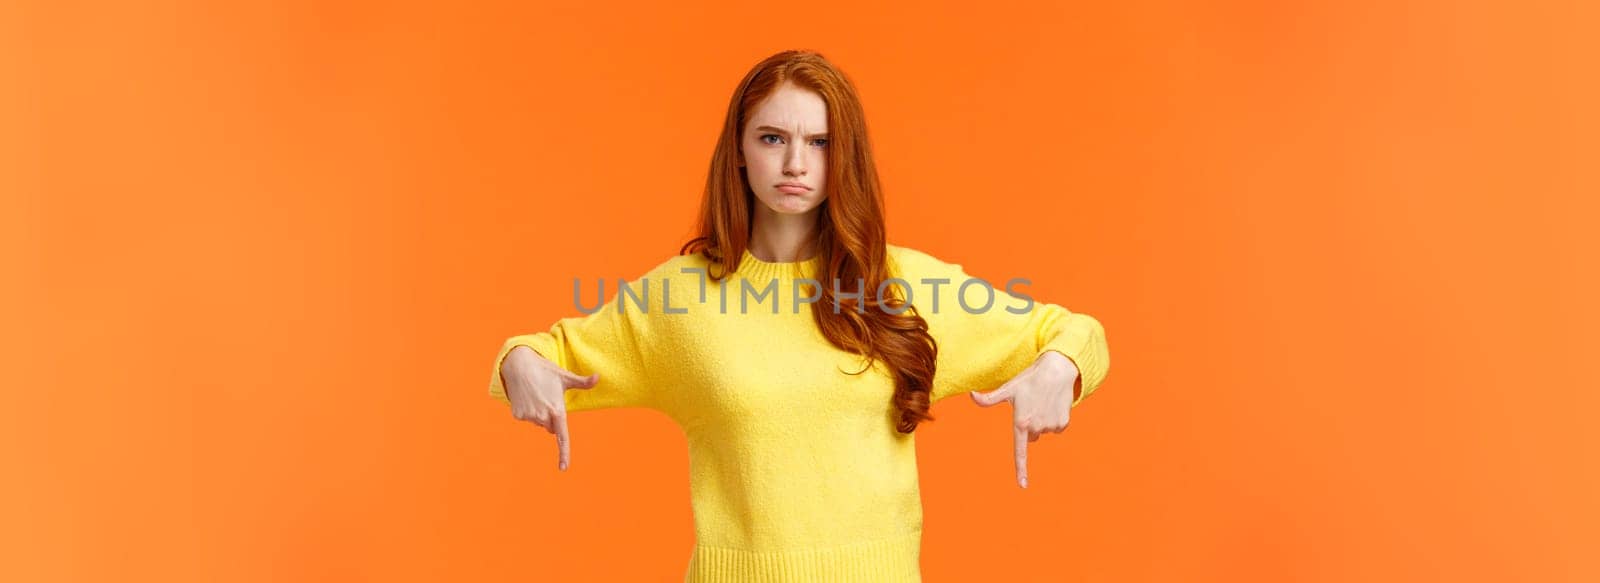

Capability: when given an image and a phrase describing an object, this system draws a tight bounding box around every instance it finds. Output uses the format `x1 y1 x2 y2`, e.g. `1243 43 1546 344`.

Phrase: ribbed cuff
487 334 560 406
1040 314 1109 408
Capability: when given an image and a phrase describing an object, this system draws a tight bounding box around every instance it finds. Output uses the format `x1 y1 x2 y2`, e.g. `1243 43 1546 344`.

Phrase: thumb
562 369 600 389
970 384 1014 407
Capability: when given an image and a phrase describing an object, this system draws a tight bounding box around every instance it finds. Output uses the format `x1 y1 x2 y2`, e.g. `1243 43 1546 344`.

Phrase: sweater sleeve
487 274 663 413
892 247 1110 406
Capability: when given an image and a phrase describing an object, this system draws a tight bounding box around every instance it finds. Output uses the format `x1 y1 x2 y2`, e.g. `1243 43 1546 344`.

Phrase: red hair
679 49 939 433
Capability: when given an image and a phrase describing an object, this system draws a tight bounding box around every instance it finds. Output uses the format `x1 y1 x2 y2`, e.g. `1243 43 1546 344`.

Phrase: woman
488 49 1110 582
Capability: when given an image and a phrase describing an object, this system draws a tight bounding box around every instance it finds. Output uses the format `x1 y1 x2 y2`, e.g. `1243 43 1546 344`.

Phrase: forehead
747 82 828 129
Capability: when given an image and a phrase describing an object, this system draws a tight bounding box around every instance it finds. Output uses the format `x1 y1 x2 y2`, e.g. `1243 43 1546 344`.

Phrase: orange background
7 1 1598 581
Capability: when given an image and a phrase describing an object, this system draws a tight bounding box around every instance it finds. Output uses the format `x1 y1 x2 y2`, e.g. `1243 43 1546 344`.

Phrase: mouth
776 183 811 194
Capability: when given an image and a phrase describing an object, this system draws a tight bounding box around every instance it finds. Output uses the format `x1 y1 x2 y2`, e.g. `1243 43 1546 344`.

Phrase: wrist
504 345 540 372
1037 350 1080 386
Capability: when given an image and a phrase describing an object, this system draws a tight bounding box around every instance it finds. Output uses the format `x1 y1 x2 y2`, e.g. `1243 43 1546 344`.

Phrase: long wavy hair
678 49 940 433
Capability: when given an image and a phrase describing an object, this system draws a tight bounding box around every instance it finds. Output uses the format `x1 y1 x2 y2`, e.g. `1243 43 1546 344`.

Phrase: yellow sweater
488 243 1110 582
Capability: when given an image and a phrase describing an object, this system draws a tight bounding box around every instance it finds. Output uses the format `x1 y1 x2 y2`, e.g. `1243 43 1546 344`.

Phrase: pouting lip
776 182 812 191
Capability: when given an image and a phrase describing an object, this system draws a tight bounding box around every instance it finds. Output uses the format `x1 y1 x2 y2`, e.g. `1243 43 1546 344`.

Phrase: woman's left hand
970 351 1081 489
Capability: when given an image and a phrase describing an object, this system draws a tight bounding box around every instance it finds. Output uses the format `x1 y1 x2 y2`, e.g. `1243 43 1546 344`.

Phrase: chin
772 200 823 215
755 192 820 214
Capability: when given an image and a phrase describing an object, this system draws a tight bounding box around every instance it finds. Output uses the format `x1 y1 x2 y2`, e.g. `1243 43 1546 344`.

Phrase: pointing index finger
554 413 571 471
1014 423 1029 489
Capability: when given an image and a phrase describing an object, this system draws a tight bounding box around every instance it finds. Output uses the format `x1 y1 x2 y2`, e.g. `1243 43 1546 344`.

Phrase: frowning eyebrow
754 125 829 139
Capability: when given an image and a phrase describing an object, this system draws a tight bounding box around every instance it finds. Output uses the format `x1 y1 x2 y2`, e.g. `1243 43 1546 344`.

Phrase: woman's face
740 81 829 216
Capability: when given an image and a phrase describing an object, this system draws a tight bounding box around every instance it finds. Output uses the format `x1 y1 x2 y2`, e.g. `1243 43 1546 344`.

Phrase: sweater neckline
736 248 822 282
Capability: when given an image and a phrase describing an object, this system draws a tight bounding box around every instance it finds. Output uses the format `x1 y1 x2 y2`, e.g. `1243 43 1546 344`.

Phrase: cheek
747 152 780 177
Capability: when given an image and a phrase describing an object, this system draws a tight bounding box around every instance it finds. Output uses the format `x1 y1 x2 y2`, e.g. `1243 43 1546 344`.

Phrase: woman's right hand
499 345 600 471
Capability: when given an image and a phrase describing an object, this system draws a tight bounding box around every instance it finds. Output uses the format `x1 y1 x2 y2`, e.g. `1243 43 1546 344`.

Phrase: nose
783 143 807 177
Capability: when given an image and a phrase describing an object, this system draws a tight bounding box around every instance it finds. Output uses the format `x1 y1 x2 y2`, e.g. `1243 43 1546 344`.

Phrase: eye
760 134 783 145
811 138 829 148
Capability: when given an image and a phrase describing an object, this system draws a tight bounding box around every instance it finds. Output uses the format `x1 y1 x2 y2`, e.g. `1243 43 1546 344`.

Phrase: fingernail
560 461 567 471
1021 477 1028 488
